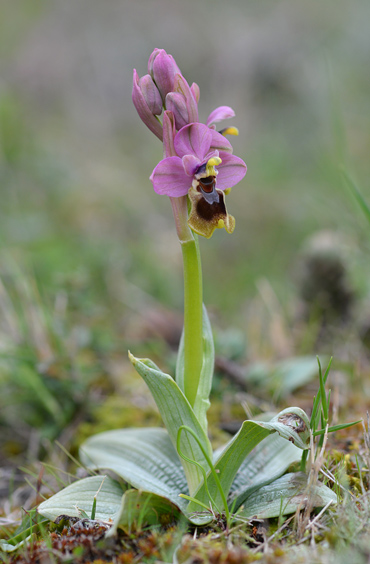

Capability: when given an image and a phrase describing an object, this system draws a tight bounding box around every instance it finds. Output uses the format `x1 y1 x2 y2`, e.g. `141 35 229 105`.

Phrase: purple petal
148 49 181 79
166 92 189 130
182 154 201 176
215 153 247 190
162 111 177 157
150 50 182 99
174 123 212 159
150 156 190 196
209 129 233 153
138 74 163 115
132 70 163 140
148 49 162 73
206 106 235 126
191 82 200 104
173 75 198 124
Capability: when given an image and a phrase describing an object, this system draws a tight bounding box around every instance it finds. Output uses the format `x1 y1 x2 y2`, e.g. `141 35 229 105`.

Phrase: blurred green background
1 0 370 471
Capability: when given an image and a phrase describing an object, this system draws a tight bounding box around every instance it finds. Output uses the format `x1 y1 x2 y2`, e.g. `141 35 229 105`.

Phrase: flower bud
138 74 163 115
165 74 199 130
165 92 189 130
132 69 163 140
148 48 182 100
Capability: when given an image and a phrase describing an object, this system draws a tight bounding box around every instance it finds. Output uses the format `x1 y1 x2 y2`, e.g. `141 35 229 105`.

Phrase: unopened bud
148 49 182 100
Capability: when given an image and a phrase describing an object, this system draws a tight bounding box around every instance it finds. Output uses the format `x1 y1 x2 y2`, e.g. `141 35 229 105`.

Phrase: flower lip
188 186 235 238
198 176 214 191
197 176 219 205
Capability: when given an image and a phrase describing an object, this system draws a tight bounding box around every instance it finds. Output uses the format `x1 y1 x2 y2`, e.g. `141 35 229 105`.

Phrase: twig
319 467 356 499
252 515 295 553
305 499 334 530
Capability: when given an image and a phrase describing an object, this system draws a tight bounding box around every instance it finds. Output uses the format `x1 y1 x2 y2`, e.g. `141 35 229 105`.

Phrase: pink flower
150 123 246 198
150 123 247 238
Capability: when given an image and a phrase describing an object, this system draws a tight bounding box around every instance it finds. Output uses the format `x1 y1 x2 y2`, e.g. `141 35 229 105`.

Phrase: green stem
181 234 203 407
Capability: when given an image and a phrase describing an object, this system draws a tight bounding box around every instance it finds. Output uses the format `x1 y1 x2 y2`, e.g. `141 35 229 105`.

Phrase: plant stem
181 234 203 407
165 110 204 406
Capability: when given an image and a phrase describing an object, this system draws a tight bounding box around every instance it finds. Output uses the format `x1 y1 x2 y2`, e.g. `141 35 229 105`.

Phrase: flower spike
133 49 247 238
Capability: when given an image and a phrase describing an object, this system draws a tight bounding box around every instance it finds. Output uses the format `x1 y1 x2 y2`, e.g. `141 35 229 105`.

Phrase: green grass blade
343 170 370 227
323 357 333 385
313 420 362 436
317 357 328 420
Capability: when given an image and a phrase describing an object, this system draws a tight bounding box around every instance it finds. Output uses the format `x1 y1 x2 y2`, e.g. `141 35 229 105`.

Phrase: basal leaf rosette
36 407 336 530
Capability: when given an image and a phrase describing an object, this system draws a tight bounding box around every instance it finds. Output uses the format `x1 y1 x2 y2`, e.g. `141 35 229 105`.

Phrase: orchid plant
35 49 338 534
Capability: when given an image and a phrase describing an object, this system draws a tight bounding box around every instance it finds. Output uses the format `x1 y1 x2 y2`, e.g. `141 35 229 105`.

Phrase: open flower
150 123 247 238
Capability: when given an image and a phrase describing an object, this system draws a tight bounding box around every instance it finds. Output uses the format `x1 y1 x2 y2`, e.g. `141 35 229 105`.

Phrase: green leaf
176 305 214 434
187 422 270 514
265 407 311 449
80 428 188 510
108 489 181 535
129 353 212 494
229 431 303 510
81 427 216 526
237 472 337 519
37 475 124 522
187 407 310 513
